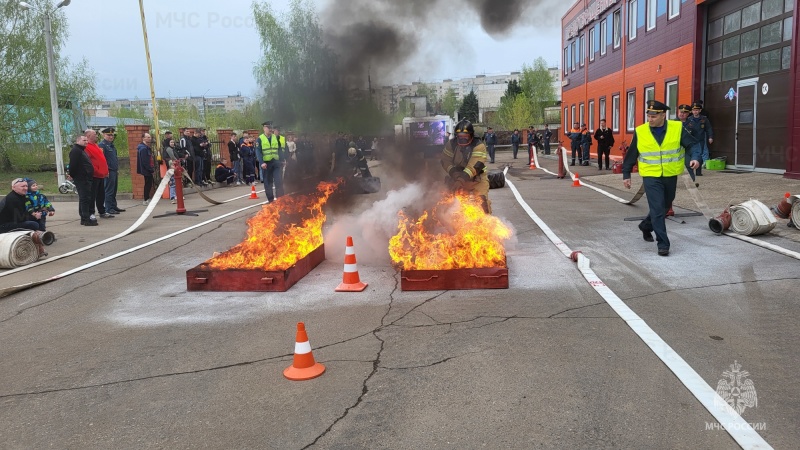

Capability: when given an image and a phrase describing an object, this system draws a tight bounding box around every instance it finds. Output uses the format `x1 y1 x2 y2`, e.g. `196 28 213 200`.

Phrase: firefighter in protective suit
347 143 372 178
440 119 491 214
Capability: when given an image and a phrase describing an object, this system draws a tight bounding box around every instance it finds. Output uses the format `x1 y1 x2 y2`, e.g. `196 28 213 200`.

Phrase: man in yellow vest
622 100 701 256
255 121 285 202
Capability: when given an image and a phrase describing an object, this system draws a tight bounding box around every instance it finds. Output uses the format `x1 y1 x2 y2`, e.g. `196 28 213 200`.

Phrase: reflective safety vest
259 134 280 162
635 121 684 177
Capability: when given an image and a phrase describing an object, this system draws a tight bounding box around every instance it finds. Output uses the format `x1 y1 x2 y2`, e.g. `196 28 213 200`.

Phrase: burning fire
389 192 512 270
206 181 339 270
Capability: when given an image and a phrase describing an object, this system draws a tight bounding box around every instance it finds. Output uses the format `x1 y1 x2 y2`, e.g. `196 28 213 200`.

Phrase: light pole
19 0 72 187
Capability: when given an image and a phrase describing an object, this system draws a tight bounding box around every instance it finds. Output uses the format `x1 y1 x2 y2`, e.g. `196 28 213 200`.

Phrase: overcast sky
59 0 568 100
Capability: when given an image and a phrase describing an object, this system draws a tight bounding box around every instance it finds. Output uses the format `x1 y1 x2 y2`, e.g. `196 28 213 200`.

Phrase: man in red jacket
84 129 114 219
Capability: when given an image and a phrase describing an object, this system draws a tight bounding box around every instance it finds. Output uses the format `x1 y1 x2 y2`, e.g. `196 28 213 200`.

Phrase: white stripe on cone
343 263 358 272
294 341 312 354
345 246 355 255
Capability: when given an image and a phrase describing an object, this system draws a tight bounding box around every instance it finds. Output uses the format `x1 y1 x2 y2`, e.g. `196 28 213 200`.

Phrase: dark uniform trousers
640 176 678 250
75 178 94 221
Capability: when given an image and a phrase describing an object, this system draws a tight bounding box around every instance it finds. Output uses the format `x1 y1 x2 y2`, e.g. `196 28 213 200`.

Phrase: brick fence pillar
126 124 152 200
217 128 233 162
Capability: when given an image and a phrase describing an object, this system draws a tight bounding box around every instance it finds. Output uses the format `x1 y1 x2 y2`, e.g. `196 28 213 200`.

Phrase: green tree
501 79 523 103
440 88 460 117
519 57 557 125
458 90 479 123
495 92 535 131
0 0 97 150
252 0 393 134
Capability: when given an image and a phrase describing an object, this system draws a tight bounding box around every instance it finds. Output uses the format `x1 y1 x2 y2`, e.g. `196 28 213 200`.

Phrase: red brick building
562 0 799 179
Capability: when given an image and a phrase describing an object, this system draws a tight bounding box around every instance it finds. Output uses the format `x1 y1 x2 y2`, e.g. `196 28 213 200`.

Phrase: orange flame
389 192 512 270
206 181 340 270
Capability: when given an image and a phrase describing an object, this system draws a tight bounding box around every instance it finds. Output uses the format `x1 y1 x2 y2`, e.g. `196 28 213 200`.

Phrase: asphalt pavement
0 152 797 449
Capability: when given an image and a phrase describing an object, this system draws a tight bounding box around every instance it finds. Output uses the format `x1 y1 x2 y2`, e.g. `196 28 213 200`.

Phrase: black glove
473 161 485 175
453 170 470 182
448 167 462 179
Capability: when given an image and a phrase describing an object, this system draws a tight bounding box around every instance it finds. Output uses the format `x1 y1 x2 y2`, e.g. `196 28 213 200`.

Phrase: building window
707 65 722 84
644 86 655 123
665 81 678 119
742 3 761 28
612 95 620 132
742 29 760 53
579 103 585 125
629 0 638 41
668 0 680 19
571 105 576 127
741 55 759 77
600 20 608 55
759 48 781 73
613 10 622 48
626 91 636 131
599 97 607 121
725 11 741 34
709 18 724 40
647 0 656 31
572 41 578 71
723 60 740 80
564 47 569 75
589 28 596 62
588 100 595 131
762 0 783 20
784 17 793 41
761 22 782 48
782 45 791 70
579 34 585 67
564 107 569 130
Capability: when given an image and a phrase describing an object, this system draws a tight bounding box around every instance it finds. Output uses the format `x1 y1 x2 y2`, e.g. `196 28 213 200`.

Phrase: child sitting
24 178 55 231
214 159 236 185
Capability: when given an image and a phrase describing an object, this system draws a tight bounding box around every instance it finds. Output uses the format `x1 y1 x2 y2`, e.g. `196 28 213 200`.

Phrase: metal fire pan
400 264 508 291
186 244 325 292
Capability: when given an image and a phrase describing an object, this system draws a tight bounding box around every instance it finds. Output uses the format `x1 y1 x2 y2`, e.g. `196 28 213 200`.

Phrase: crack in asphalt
0 217 239 323
621 276 800 302
0 352 293 400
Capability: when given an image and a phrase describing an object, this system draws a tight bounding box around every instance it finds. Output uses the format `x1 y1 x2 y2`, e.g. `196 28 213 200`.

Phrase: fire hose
529 145 800 260
555 146 645 204
728 200 777 236
791 195 800 228
0 231 40 269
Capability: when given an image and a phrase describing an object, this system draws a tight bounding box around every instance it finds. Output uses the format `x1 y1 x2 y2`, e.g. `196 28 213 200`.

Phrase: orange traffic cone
249 184 258 199
529 158 536 169
572 173 581 187
283 322 326 381
772 192 792 218
335 236 367 292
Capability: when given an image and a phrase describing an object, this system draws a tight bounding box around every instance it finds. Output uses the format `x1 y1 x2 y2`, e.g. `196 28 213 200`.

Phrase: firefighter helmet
454 119 474 146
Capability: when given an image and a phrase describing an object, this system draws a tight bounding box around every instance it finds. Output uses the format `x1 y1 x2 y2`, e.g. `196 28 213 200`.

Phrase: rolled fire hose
790 195 800 228
728 199 777 236
0 231 40 269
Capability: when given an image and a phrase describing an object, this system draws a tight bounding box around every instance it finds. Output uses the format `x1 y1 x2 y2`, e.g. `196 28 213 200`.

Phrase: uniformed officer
677 104 699 184
255 121 285 202
622 100 701 256
441 119 491 213
686 100 713 175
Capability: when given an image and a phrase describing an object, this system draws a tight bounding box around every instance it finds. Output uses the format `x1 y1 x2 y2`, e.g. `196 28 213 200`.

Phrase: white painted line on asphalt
503 167 772 450
0 197 269 298
0 174 267 279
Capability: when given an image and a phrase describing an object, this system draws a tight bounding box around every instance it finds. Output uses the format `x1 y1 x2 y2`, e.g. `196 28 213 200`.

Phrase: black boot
570 160 575 166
